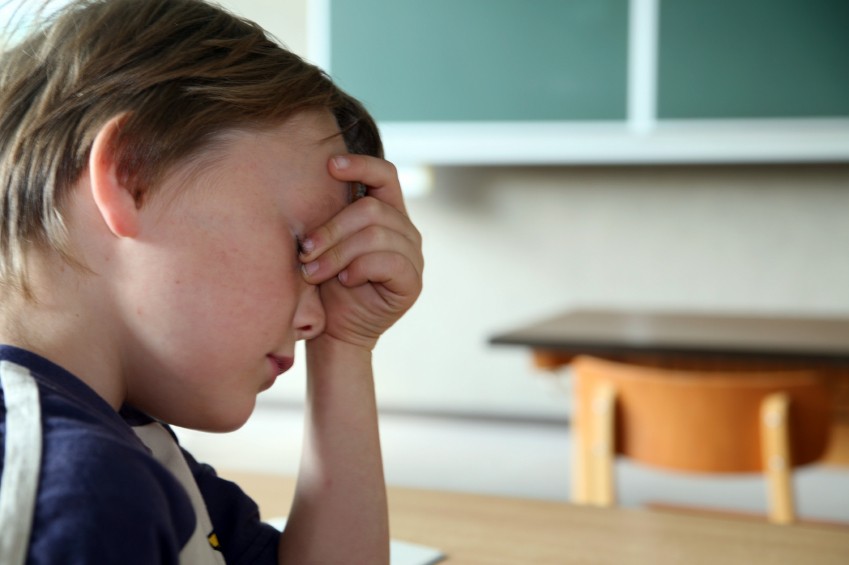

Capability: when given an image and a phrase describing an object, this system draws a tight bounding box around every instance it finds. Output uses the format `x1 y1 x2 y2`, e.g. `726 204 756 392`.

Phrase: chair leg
760 393 795 524
571 370 595 504
571 415 590 504
590 383 616 506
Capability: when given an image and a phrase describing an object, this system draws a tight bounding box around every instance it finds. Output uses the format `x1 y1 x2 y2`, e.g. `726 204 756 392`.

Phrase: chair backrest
572 356 833 473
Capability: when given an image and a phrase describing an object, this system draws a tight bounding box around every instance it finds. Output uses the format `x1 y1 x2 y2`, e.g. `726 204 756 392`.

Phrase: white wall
218 1 849 420
217 0 307 55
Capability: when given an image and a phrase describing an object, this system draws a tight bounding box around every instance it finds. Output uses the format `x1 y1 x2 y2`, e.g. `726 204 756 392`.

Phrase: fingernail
300 238 314 254
338 269 348 284
333 156 350 169
302 261 319 277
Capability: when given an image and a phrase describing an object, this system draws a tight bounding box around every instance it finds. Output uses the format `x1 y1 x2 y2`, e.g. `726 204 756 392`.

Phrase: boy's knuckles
360 155 395 177
357 196 383 218
362 225 389 248
382 160 398 179
315 222 340 249
409 225 423 246
327 245 346 270
385 253 415 280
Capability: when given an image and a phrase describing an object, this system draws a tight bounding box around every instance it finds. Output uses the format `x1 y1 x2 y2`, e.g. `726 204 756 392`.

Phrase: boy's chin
169 399 256 434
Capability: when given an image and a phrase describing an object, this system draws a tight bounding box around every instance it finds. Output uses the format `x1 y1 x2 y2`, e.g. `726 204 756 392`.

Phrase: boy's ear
89 114 139 238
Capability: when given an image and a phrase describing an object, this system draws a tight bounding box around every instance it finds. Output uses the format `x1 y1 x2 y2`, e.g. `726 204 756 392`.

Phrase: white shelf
378 118 849 167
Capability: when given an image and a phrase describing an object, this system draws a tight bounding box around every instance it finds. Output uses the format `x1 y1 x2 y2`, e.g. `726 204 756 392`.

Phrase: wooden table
222 471 849 565
489 309 849 369
490 308 849 464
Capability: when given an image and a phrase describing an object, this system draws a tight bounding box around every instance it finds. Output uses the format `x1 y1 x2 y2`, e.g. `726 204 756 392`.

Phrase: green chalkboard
329 0 629 122
658 0 849 119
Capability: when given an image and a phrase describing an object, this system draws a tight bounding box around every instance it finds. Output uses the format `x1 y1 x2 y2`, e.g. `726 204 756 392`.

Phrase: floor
174 404 849 525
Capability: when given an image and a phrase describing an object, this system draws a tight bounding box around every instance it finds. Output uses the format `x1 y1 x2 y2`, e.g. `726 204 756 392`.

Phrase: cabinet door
658 0 849 119
330 0 629 122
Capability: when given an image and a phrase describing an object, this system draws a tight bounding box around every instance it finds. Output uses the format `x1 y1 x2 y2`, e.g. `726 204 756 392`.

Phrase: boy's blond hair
0 0 380 295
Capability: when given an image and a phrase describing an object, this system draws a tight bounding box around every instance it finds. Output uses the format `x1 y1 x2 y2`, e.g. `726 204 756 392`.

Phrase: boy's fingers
302 224 423 285
329 155 407 215
337 251 423 303
300 196 421 263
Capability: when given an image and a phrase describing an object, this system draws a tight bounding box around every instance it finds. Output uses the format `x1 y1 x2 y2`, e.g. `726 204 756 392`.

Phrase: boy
0 1 423 563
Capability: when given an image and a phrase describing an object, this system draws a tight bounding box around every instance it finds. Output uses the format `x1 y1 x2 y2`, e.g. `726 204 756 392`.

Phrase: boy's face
115 110 350 431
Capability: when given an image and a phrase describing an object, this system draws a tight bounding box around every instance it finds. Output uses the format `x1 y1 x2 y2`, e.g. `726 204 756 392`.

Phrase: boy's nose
294 284 325 341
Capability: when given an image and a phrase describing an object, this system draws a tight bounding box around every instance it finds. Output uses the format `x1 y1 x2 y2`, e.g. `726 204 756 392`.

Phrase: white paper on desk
267 517 445 565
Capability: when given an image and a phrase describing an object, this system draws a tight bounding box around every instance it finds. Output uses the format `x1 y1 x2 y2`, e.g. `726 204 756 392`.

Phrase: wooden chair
569 355 834 524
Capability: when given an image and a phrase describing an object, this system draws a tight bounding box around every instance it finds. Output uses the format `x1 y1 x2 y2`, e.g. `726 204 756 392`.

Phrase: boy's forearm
278 335 389 565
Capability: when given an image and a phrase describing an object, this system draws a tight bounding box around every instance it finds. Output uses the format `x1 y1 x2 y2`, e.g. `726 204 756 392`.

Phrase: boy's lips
268 354 294 375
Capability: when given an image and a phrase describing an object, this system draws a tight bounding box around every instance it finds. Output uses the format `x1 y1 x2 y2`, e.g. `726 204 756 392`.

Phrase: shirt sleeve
29 440 197 565
181 448 280 565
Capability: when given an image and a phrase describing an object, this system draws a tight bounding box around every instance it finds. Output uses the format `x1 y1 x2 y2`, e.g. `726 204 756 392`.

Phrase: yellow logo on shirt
208 531 221 551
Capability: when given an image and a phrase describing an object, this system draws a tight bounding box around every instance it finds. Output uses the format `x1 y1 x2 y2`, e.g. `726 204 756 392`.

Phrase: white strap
132 422 226 565
0 361 43 565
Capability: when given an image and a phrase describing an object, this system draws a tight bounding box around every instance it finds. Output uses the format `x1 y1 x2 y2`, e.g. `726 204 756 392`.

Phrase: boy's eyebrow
312 181 352 224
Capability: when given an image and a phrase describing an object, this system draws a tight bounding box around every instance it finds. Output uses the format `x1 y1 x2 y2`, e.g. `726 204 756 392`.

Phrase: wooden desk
222 471 849 565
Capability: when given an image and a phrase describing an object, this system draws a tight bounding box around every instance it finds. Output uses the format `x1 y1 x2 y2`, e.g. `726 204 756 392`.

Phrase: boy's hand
299 155 423 351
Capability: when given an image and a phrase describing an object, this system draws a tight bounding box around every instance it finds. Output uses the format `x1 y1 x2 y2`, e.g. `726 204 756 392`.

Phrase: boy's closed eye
350 182 367 202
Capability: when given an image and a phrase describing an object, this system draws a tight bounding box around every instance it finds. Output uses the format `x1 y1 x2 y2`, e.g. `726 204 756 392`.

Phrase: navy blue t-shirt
0 345 279 564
